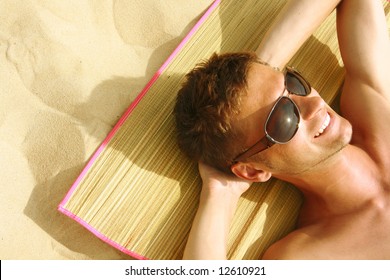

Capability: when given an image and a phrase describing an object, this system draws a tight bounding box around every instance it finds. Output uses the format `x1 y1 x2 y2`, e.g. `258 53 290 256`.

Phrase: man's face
235 63 352 176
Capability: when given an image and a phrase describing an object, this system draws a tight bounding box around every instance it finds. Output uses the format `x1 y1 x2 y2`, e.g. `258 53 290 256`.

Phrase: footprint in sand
4 12 85 115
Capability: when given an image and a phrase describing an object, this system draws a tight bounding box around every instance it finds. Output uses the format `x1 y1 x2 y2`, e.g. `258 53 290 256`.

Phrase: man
173 0 390 259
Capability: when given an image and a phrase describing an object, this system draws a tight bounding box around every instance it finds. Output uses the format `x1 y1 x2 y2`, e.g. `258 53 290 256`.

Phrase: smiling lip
315 113 331 138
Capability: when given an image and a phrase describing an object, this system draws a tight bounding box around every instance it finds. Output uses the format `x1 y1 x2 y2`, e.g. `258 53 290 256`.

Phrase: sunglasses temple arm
234 137 274 163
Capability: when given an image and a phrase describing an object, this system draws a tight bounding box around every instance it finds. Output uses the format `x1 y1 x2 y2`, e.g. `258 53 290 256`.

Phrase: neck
277 145 380 219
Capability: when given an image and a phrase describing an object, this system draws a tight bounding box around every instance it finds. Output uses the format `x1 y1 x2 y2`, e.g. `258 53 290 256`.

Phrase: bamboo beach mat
58 0 389 260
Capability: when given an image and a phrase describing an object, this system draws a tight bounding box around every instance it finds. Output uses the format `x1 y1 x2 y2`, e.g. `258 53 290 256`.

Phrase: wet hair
173 52 258 173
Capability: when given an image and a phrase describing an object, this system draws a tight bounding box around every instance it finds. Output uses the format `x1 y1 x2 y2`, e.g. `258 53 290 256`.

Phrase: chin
340 119 353 145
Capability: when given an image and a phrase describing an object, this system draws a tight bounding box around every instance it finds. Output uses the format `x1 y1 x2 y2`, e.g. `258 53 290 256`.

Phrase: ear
231 162 272 182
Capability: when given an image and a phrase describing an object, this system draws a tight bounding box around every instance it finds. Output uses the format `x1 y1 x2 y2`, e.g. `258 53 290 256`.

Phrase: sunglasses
233 66 311 162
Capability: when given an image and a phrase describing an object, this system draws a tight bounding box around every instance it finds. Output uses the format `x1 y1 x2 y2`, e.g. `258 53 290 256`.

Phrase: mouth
314 112 331 138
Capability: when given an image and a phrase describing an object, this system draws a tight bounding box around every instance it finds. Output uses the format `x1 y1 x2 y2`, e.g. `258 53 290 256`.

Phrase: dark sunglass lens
286 72 309 96
266 97 299 143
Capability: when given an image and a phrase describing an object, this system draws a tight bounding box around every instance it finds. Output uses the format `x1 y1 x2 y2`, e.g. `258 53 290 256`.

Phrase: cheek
262 132 314 172
260 141 304 171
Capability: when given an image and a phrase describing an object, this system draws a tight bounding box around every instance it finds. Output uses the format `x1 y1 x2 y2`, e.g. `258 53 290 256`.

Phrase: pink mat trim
58 0 221 260
59 207 149 260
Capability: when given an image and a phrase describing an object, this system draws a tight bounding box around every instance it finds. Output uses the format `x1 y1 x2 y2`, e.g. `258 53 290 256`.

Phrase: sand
0 0 214 260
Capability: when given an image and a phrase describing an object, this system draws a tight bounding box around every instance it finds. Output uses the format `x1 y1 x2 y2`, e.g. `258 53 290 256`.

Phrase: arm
337 0 390 165
337 0 390 97
182 163 251 259
255 0 341 69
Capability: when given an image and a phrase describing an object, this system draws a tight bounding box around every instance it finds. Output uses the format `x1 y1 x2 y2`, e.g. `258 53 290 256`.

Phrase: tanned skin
183 0 390 260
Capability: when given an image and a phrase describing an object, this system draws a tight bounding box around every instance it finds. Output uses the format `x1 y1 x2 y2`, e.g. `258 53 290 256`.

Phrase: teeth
315 113 331 137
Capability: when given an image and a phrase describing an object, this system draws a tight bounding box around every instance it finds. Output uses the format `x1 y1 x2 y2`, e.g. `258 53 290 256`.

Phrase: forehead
233 62 285 147
239 62 285 119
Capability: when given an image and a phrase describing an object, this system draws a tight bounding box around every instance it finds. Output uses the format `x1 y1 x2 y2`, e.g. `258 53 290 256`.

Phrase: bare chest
301 203 390 259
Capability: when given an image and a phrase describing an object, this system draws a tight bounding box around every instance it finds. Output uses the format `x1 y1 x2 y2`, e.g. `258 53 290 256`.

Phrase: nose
290 90 326 121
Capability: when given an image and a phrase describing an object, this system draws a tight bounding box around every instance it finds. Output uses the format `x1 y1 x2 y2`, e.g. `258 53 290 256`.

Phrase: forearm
182 188 240 260
256 0 341 69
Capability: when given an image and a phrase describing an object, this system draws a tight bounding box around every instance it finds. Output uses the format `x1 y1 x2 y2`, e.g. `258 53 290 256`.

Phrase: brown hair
173 52 258 173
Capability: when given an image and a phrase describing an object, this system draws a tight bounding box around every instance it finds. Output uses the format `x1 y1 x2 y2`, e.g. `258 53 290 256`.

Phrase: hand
198 161 252 198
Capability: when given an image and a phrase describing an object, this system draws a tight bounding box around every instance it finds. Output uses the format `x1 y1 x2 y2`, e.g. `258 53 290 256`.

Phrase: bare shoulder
262 230 319 260
262 221 349 260
263 202 390 260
